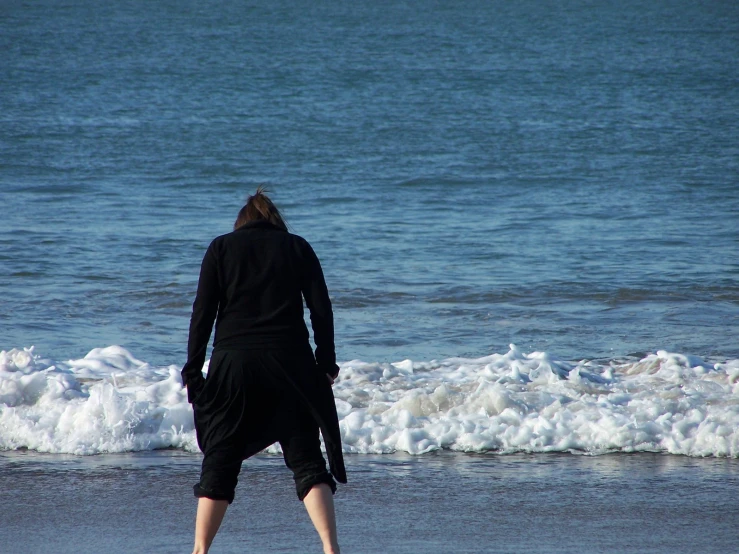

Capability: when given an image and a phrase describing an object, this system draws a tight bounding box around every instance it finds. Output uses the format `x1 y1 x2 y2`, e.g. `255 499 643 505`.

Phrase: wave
1 345 738 457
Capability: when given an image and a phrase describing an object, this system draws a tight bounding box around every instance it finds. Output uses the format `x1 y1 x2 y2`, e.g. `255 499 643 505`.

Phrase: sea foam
1 345 738 457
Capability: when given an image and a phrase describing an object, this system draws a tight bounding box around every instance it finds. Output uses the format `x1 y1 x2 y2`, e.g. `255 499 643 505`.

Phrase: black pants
192 348 336 504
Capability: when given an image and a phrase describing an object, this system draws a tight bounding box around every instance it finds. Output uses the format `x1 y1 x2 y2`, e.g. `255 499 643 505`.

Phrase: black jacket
182 220 339 386
181 220 346 483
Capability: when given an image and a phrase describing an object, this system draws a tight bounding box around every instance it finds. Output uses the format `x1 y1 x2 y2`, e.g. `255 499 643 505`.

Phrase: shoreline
2 451 737 553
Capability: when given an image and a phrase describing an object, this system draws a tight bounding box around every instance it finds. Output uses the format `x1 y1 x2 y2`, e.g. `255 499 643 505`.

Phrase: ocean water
3 0 737 366
2 0 738 452
1 0 738 551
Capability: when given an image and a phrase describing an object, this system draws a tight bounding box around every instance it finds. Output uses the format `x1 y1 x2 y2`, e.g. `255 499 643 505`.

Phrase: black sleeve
301 241 340 379
181 243 219 401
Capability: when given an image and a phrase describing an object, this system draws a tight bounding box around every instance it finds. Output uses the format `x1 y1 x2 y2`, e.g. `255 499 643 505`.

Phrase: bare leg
192 498 229 554
303 483 340 554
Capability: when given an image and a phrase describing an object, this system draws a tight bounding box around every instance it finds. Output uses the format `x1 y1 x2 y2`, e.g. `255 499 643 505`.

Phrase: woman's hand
326 373 335 385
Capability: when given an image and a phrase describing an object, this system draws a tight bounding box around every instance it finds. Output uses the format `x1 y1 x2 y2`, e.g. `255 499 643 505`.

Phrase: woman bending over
181 188 346 554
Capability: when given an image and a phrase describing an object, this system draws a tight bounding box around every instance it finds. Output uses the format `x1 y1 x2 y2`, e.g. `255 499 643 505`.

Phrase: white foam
0 346 198 454
1 345 738 457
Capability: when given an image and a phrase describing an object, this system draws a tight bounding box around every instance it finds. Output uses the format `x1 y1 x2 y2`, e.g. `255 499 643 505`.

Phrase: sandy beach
2 451 737 553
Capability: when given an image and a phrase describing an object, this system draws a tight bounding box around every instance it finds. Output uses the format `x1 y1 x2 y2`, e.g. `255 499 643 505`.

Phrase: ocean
1 0 738 552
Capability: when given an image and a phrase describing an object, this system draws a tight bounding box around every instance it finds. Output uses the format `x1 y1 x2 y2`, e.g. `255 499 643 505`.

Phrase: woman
181 188 346 554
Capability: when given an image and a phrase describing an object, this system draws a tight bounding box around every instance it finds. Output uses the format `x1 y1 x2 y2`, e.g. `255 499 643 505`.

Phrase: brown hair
233 186 288 231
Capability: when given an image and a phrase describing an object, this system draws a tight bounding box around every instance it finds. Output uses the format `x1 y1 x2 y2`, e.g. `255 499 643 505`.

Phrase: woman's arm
301 242 340 379
181 243 220 402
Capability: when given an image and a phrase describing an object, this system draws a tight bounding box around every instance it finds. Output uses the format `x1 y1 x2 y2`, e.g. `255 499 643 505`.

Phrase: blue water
2 0 738 366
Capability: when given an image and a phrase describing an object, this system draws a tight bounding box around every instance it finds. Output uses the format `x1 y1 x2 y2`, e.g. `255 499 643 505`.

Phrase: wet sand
1 451 737 553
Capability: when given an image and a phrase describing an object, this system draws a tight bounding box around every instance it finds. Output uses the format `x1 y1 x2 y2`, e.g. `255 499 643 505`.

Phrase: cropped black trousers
191 347 336 504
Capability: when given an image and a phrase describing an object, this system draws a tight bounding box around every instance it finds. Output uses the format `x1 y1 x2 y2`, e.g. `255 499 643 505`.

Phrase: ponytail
234 186 288 231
